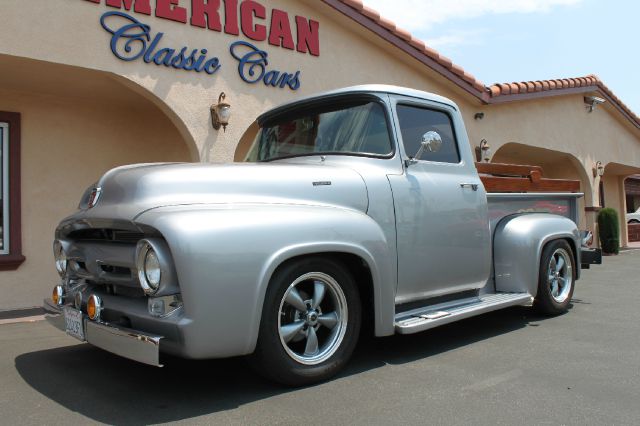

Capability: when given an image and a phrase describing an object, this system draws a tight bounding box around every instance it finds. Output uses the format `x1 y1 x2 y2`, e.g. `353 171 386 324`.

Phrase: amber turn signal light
87 294 102 321
52 285 64 306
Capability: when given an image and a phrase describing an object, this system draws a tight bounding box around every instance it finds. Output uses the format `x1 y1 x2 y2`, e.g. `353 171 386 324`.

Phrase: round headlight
137 241 161 295
53 240 67 277
144 250 161 288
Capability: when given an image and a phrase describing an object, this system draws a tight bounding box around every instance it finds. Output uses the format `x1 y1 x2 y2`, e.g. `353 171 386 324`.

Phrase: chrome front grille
67 228 145 244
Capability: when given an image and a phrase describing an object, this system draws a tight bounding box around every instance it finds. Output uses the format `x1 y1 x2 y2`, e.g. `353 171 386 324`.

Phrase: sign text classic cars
91 0 319 89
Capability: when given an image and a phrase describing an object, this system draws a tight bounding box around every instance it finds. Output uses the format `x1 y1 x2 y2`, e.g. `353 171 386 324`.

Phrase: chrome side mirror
409 131 442 164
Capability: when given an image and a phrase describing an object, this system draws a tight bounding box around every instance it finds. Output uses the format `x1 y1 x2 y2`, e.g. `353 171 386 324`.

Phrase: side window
396 105 460 164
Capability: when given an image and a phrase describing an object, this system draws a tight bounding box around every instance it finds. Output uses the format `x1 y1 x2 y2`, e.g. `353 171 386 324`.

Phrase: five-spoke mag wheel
535 240 575 315
252 257 361 386
278 272 348 365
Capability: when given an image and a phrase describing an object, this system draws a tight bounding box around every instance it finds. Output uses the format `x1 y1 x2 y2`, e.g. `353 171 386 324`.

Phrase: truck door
388 97 491 304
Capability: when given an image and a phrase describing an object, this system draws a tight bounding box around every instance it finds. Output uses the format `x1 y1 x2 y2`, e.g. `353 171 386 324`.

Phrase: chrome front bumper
43 298 163 367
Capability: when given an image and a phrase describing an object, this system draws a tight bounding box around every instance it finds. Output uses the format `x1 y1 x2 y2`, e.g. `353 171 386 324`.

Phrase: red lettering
296 16 320 56
223 0 240 35
268 9 294 50
240 0 266 41
156 0 187 23
104 0 151 14
191 0 222 31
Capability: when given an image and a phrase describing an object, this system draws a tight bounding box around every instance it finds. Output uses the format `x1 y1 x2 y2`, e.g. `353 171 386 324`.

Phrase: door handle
460 183 479 191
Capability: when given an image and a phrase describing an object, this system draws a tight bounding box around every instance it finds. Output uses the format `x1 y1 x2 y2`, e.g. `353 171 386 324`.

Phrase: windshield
244 99 393 162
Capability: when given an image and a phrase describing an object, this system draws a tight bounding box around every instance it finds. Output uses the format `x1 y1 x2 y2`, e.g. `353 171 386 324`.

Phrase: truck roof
258 85 459 123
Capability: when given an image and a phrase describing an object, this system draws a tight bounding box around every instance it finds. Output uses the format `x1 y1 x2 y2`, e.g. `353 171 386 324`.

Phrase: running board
394 293 533 335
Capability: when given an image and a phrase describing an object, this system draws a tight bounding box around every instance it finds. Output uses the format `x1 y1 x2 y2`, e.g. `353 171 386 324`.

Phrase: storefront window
0 111 24 270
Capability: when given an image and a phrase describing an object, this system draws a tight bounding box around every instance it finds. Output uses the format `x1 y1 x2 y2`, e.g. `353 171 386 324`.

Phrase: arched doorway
0 54 195 309
602 164 640 247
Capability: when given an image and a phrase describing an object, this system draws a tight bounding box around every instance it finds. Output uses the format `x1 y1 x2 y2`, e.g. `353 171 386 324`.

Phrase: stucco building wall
1 0 639 309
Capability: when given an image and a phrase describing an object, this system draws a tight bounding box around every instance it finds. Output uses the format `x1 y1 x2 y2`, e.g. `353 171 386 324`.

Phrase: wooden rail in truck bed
476 162 581 193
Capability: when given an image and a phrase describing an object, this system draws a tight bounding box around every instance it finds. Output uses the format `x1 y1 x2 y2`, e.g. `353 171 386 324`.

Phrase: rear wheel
251 257 361 386
534 240 575 315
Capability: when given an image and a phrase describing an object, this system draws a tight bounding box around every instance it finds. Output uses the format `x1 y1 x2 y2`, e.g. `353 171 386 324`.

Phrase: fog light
148 295 183 318
74 291 83 310
52 285 64 306
148 299 165 317
87 294 102 321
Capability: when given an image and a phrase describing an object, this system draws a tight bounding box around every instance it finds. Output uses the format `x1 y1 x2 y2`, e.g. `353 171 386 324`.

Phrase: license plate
64 307 85 341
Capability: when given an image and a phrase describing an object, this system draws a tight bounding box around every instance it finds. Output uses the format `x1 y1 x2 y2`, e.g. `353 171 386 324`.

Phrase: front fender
493 213 581 296
136 204 395 358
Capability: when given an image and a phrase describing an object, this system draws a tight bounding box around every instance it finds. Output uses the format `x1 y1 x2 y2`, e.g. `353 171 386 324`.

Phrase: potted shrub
597 208 620 255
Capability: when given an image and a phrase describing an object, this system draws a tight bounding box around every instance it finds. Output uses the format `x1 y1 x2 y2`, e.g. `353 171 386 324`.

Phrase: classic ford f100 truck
44 85 601 385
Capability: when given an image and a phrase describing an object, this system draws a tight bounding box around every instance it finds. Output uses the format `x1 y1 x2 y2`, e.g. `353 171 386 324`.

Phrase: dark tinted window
245 100 393 162
396 105 460 164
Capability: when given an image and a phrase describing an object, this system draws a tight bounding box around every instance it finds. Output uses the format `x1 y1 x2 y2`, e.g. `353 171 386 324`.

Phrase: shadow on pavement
15 305 556 424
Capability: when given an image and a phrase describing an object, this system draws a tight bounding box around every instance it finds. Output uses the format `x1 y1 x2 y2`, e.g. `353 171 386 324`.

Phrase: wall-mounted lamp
476 139 492 163
211 92 231 132
584 96 606 113
593 161 605 178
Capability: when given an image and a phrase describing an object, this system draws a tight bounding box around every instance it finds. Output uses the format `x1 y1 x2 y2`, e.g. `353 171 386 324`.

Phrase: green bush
597 208 620 254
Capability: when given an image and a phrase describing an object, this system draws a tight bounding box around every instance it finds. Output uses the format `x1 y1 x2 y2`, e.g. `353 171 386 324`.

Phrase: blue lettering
230 41 268 84
100 11 221 77
230 41 302 90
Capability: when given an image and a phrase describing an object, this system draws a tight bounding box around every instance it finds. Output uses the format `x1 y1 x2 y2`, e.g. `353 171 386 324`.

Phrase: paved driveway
1 250 639 425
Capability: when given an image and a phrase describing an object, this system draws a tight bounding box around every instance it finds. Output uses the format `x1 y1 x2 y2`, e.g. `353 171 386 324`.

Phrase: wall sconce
592 161 605 178
211 92 231 132
584 96 606 113
476 139 492 163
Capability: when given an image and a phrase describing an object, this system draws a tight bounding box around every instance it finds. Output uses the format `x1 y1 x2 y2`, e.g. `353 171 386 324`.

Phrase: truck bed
477 162 582 229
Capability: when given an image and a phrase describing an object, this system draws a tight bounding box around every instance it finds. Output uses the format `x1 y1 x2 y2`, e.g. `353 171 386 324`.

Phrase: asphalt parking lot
1 250 639 426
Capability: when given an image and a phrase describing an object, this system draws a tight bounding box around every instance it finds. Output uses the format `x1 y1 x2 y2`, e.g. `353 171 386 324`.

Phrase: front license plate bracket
64 307 85 341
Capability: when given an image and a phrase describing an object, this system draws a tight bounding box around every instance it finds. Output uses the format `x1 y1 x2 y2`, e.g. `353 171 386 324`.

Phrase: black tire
251 257 361 386
534 240 575 315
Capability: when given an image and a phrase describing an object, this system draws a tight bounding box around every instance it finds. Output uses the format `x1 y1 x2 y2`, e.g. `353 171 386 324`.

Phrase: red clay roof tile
323 0 639 128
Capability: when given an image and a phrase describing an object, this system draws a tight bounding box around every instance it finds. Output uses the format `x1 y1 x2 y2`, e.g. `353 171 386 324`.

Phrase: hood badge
312 181 332 187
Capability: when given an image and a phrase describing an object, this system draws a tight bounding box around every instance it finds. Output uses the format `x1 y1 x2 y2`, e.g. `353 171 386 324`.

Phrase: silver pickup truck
44 85 601 385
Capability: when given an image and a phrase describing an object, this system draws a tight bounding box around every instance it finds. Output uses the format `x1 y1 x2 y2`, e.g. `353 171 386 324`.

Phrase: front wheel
251 257 361 386
534 240 575 315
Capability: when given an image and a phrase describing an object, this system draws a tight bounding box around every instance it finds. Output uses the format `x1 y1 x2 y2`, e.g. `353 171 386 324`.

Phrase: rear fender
493 213 581 296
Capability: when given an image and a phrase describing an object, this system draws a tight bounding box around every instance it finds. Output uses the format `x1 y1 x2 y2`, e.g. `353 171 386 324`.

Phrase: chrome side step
394 292 533 335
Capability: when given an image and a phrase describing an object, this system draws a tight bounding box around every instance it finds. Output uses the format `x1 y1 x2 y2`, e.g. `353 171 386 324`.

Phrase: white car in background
627 208 640 223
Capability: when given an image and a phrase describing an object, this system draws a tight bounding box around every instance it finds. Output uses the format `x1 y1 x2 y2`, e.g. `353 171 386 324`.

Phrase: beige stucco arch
0 54 196 309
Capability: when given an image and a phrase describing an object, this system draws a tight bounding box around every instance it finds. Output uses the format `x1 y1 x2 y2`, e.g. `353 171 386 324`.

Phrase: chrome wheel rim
547 248 573 303
278 272 348 365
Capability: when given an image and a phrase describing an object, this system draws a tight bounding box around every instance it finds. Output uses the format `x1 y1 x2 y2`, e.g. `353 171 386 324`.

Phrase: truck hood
66 162 369 223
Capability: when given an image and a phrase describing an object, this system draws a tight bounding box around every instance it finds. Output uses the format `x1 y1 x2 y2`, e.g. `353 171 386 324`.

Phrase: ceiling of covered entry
0 54 151 109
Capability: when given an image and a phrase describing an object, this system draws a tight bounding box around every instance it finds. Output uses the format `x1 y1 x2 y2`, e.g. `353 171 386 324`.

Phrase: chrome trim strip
43 298 163 367
85 320 163 367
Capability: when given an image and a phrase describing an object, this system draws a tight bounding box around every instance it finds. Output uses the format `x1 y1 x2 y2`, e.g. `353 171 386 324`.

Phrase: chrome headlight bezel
135 238 179 297
53 240 68 277
136 241 161 295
